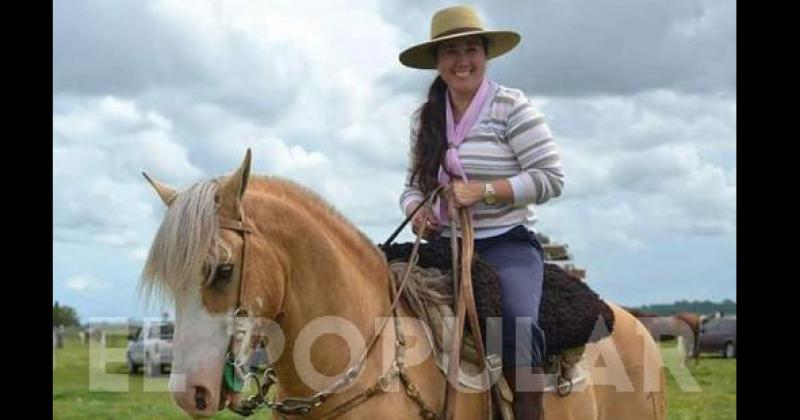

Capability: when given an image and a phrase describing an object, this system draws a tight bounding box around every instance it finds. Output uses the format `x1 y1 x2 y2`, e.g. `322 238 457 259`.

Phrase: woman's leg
476 232 545 419
476 236 545 369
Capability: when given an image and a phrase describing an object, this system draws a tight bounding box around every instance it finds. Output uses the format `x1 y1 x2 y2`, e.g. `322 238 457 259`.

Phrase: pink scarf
435 76 491 224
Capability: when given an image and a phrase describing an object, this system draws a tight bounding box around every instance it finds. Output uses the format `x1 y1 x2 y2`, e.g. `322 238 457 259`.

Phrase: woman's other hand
409 201 441 239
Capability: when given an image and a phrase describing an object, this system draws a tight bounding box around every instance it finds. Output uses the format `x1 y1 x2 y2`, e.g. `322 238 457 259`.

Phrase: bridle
217 188 446 419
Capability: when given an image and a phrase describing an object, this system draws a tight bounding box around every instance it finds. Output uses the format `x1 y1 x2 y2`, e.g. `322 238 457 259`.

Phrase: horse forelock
140 180 230 306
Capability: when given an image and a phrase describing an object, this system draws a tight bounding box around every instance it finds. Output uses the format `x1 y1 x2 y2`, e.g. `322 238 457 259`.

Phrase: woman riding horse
398 6 563 419
140 150 666 419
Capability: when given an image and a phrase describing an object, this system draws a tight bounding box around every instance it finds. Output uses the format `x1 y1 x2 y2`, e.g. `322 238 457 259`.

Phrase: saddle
382 241 615 402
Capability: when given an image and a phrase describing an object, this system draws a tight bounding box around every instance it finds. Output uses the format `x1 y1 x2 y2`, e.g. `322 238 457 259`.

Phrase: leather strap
443 205 491 420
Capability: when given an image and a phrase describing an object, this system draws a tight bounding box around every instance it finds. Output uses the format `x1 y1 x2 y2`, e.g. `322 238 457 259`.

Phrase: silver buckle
486 353 503 384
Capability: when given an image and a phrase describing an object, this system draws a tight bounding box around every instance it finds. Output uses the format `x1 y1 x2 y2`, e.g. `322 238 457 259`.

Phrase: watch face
484 184 495 204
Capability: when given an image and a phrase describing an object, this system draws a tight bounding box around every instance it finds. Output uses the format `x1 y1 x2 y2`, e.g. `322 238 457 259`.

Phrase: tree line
633 299 736 316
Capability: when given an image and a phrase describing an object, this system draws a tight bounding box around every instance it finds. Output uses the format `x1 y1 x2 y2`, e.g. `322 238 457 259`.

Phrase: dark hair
409 36 489 196
409 75 448 196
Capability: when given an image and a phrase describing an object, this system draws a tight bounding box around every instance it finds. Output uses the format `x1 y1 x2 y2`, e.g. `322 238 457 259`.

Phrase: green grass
660 340 737 420
53 335 266 419
53 335 735 419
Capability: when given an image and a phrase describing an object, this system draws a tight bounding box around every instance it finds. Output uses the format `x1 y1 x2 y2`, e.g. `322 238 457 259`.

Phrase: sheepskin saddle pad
381 241 615 358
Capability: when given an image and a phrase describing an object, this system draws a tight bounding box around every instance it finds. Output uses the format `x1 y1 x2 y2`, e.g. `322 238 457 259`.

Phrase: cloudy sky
53 0 736 322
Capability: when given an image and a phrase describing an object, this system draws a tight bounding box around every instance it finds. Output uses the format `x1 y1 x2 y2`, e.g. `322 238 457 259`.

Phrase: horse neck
250 187 392 396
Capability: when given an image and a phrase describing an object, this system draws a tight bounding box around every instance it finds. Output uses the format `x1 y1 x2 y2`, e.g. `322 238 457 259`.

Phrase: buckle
486 353 503 384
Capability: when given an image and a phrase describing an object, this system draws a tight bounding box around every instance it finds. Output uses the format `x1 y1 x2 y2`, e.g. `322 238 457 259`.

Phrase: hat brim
399 30 521 69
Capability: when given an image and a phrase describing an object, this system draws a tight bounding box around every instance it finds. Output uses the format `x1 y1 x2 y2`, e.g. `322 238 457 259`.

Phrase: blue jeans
440 225 546 368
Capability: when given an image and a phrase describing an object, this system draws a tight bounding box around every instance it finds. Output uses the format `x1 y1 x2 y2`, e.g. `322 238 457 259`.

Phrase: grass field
658 339 736 420
53 335 736 419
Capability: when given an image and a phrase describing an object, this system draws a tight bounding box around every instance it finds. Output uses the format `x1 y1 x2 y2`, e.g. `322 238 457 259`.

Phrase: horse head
139 149 287 417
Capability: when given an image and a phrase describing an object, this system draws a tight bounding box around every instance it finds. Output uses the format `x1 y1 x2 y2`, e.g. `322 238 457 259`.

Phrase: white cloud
538 140 735 253
545 90 736 154
128 247 150 262
536 201 647 254
53 96 198 248
379 0 735 96
66 275 112 292
53 0 736 314
639 146 736 236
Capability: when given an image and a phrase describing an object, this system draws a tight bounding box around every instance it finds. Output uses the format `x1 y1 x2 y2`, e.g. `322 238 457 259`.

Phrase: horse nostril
194 387 208 410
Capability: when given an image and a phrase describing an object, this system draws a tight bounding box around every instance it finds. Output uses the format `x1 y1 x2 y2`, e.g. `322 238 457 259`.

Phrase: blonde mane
139 175 383 306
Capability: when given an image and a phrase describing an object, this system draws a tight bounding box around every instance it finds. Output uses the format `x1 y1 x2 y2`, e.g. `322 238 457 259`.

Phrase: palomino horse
140 150 666 419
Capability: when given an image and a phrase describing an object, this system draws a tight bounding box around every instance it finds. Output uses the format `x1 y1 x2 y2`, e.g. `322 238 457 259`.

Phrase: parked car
127 321 174 376
697 315 736 358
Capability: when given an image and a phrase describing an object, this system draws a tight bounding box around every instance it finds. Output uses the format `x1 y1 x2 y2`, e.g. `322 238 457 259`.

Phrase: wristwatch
483 183 496 205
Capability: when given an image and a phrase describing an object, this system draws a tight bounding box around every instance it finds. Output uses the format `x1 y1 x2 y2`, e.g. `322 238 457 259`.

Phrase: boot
503 367 545 420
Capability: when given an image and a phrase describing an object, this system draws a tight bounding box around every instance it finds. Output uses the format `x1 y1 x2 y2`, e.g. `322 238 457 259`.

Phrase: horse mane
139 175 383 306
139 180 227 307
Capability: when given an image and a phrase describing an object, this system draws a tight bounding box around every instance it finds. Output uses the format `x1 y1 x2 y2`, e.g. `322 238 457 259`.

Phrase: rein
443 207 491 420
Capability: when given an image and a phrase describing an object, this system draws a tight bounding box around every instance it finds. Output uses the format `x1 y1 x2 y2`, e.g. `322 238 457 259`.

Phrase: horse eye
207 263 234 290
215 264 234 280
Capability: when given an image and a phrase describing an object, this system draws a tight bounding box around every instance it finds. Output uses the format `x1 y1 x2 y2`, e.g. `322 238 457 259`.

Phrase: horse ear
142 172 177 206
218 149 252 218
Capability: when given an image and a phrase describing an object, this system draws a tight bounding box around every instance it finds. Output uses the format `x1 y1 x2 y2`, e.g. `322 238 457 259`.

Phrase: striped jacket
399 81 564 238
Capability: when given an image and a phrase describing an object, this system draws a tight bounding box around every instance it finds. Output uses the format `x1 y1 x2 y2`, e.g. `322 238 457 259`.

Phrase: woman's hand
449 181 485 208
409 201 441 239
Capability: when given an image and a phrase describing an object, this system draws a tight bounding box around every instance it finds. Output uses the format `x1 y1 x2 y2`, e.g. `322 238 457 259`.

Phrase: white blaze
169 286 230 392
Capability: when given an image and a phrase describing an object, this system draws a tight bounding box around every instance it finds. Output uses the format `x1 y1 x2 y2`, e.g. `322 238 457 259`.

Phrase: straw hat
398 5 521 69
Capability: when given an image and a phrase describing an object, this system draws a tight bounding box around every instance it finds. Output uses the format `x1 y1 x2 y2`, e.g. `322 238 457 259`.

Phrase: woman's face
436 35 487 98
